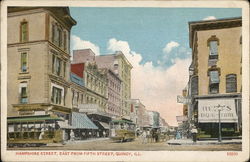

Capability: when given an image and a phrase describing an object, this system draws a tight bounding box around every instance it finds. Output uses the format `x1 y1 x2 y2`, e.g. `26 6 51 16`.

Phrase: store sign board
198 99 238 123
177 95 191 104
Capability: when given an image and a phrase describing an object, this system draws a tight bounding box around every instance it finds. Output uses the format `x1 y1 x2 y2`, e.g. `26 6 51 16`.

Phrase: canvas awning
93 121 109 130
71 112 98 129
7 114 63 123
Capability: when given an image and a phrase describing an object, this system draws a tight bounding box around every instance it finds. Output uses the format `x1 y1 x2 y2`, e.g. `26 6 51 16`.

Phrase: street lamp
218 107 222 142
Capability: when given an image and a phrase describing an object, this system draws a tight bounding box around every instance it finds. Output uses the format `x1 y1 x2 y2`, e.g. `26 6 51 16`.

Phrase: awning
93 121 109 130
99 121 109 129
71 112 98 129
7 114 63 123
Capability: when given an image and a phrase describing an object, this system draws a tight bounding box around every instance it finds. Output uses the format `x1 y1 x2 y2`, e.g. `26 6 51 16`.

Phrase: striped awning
71 112 98 129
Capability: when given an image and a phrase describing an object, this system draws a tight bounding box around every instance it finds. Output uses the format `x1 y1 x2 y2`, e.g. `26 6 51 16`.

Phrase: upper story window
226 74 237 93
21 52 27 72
209 41 218 59
20 82 28 104
209 70 220 94
51 86 63 105
207 35 219 60
52 53 65 77
63 31 67 51
52 23 67 50
20 21 28 42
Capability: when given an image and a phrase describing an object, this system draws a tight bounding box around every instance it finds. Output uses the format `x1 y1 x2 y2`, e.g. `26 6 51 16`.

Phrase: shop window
209 70 219 94
226 74 237 93
21 52 27 72
20 82 28 104
20 21 28 42
51 86 62 104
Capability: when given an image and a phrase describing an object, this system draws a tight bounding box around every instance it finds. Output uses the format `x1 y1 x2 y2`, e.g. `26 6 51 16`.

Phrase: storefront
194 94 241 139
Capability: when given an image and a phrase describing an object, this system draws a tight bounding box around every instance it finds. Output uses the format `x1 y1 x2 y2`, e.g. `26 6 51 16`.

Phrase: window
20 87 28 103
20 82 28 104
21 52 27 72
52 23 63 48
207 36 219 60
56 57 61 76
63 62 66 77
209 70 219 94
20 21 28 42
226 74 237 93
51 87 62 104
63 31 67 51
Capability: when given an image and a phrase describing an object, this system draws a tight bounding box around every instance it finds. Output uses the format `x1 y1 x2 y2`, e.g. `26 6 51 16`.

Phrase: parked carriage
7 114 64 147
109 118 136 142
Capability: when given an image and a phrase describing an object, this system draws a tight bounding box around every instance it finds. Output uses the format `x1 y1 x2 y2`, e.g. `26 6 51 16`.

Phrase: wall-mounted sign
177 95 191 104
198 99 238 123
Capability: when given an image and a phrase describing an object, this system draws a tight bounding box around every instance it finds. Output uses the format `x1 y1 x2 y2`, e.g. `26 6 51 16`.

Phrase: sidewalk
167 138 242 145
47 137 110 146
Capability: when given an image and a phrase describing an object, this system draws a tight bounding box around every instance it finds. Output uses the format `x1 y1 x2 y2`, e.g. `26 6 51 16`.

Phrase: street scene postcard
1 0 249 161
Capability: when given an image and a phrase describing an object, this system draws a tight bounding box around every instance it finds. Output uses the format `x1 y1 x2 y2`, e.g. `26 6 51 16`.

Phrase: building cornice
189 17 242 48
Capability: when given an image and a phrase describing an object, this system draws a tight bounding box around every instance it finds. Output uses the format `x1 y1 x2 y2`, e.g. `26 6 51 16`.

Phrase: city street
8 138 242 151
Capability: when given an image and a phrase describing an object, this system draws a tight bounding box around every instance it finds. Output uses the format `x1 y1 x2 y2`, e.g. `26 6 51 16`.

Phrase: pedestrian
141 130 147 144
70 130 75 141
191 127 198 142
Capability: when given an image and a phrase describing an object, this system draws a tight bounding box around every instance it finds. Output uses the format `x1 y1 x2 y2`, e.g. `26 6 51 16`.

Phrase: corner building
7 7 76 119
188 17 242 138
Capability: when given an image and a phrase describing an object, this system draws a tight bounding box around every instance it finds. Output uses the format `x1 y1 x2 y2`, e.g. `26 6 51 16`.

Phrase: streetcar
7 114 64 147
109 118 136 142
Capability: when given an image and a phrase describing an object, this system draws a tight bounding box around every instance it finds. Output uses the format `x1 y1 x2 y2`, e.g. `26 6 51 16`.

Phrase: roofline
189 17 242 48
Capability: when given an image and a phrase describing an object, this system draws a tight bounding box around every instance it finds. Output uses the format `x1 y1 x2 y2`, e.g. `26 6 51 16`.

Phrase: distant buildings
185 17 242 138
96 51 133 116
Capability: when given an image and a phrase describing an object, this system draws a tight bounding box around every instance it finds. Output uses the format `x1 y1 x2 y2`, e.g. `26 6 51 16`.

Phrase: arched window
20 20 28 42
226 74 237 93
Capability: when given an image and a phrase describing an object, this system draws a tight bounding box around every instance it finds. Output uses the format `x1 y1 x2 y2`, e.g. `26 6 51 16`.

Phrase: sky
69 7 241 126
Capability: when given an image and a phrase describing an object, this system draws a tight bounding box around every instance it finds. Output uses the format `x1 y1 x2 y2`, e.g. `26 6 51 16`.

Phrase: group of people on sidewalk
139 129 165 144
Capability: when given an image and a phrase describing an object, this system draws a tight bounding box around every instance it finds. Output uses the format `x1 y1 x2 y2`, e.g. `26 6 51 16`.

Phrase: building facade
129 99 150 129
188 17 242 138
96 51 133 116
71 62 108 115
100 68 122 117
7 7 76 118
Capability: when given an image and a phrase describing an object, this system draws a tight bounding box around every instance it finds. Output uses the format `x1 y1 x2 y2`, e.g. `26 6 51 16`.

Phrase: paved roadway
8 138 242 151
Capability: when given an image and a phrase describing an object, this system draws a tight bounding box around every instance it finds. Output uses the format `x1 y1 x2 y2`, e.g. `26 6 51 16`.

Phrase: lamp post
218 108 222 142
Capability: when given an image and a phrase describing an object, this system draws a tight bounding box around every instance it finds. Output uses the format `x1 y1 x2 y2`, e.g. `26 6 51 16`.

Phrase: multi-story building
96 51 133 116
7 7 76 119
188 17 242 138
147 110 160 128
99 68 122 117
71 62 108 115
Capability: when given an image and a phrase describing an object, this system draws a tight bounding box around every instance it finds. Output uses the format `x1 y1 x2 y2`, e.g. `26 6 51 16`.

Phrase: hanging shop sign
198 99 238 123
